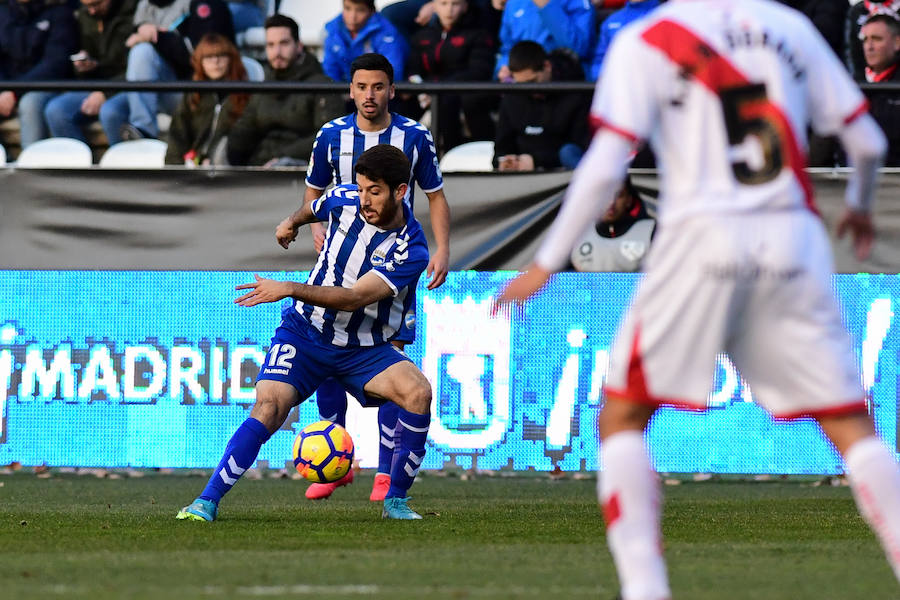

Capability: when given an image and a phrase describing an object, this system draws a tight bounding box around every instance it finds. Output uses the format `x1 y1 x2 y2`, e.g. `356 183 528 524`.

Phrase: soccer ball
292 420 354 483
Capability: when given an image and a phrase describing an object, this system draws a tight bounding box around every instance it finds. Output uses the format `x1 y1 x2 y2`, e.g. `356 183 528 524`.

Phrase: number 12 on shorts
267 344 296 369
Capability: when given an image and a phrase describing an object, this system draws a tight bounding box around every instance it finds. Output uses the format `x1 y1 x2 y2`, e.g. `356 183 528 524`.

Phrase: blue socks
199 417 271 504
377 402 400 475
316 377 348 427
386 409 430 499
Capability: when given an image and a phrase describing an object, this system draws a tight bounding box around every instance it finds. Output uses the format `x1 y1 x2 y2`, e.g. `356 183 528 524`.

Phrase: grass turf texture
1 472 896 599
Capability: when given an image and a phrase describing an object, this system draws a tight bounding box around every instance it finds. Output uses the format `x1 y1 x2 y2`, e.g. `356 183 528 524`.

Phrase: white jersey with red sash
591 0 868 225
593 0 869 416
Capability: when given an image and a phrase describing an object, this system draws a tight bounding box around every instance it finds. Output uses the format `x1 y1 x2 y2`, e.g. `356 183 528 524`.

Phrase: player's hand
235 274 291 306
836 208 875 261
426 246 449 290
311 222 326 253
275 217 299 249
490 263 552 315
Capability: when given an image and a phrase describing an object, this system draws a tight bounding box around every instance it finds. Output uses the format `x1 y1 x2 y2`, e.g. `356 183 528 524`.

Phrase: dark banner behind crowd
2 169 898 272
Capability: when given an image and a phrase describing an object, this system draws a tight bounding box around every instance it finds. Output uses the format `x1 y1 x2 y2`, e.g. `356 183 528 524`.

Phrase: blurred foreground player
177 145 433 521
495 1 900 598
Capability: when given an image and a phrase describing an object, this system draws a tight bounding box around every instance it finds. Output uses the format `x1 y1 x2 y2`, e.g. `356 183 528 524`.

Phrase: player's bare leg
818 412 900 581
365 361 432 519
250 380 299 434
598 398 671 600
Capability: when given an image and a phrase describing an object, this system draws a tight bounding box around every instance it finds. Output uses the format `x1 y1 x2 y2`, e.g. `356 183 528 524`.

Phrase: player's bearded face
351 70 395 122
357 174 406 228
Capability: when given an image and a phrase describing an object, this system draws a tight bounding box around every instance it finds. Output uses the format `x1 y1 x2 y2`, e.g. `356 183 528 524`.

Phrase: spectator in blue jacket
323 0 407 82
495 0 593 81
589 0 659 80
0 0 77 149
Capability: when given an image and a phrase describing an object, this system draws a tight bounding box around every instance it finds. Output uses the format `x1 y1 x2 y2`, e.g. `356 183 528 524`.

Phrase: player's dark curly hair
350 53 394 84
355 145 410 193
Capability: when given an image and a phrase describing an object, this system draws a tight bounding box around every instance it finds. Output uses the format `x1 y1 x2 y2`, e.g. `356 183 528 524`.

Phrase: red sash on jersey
640 19 816 212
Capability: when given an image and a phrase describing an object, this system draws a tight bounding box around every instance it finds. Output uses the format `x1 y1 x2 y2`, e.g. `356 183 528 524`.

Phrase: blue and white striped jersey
289 184 429 347
305 112 443 208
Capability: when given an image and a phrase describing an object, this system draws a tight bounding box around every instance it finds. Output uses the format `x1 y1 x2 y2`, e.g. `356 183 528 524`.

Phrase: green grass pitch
1 471 896 599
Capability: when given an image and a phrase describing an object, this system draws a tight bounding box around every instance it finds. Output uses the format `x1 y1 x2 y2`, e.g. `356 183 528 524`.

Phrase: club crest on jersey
370 237 397 267
404 311 416 331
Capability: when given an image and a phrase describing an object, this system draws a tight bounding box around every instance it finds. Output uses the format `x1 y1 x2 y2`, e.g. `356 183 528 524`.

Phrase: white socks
599 432 900 597
845 435 900 582
599 430 671 600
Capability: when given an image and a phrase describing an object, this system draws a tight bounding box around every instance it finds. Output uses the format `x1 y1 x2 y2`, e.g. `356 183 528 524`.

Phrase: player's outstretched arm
493 129 632 313
235 272 393 310
424 189 451 290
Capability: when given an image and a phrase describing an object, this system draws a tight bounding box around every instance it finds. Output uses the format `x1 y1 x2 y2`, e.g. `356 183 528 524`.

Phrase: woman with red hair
165 33 250 165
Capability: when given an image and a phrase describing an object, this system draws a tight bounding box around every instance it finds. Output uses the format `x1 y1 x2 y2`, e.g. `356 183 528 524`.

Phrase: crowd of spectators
0 0 897 167
225 14 343 166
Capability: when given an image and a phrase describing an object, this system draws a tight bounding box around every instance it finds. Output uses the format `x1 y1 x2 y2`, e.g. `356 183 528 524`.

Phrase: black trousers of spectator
438 93 497 153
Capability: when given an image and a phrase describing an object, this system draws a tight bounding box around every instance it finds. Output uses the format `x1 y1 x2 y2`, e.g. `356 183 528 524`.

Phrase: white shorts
603 210 865 419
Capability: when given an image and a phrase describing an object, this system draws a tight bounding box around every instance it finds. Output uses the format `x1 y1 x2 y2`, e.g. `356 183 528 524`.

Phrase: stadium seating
241 56 265 82
15 138 93 168
438 141 495 172
98 139 168 169
286 0 341 48
236 0 278 53
241 0 339 56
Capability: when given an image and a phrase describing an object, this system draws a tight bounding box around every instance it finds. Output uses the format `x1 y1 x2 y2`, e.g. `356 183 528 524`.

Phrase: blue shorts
394 308 417 345
256 315 412 407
